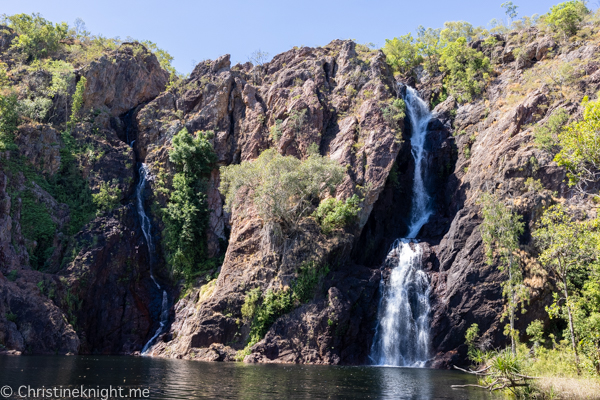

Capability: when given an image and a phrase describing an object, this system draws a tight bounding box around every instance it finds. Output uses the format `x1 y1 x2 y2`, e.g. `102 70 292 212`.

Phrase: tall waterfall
137 163 169 354
370 87 433 367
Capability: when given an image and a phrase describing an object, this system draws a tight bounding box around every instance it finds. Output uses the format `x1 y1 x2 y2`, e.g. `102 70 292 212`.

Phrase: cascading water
136 163 169 354
370 87 433 367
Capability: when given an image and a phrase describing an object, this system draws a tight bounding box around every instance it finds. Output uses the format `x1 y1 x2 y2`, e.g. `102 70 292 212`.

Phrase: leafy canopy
3 13 68 61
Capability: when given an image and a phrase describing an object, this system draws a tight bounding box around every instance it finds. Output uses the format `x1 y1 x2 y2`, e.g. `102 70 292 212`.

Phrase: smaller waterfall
136 163 169 354
370 87 433 367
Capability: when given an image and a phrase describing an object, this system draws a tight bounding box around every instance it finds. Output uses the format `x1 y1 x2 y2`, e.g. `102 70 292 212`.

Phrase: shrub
3 13 68 61
312 194 361 234
270 119 283 142
439 37 491 103
292 261 330 304
18 189 56 270
554 96 600 189
544 1 589 38
220 147 345 236
533 108 569 153
0 92 19 150
247 288 294 347
18 97 53 122
382 98 406 131
92 180 121 213
162 128 217 280
70 76 86 125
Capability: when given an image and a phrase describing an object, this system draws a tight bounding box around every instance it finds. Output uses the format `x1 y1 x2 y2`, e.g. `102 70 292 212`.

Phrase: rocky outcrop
81 43 169 117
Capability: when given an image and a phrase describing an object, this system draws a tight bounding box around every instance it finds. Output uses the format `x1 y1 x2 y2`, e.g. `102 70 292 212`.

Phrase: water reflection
0 356 499 399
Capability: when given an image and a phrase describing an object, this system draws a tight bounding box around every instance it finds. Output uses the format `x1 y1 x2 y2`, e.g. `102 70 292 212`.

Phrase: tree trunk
510 253 516 356
563 275 580 374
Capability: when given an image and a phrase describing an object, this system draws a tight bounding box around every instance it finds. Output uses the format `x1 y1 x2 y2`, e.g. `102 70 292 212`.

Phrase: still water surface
0 355 499 399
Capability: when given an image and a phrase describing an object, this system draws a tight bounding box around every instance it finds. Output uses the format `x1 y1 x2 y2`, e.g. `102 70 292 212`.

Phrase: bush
70 76 86 125
292 261 329 304
439 37 491 103
534 108 569 153
382 34 423 75
270 119 283 142
0 92 19 150
18 188 56 270
312 194 361 234
3 13 68 61
18 97 53 122
220 147 345 235
92 180 121 213
247 288 294 347
544 1 589 38
382 98 406 131
554 96 600 189
162 128 217 280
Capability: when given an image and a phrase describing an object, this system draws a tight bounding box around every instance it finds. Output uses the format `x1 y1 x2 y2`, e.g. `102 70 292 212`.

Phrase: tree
544 1 589 38
478 192 526 355
554 96 600 191
249 49 269 66
3 13 68 61
416 26 442 74
439 37 491 103
533 204 598 372
382 34 423 76
163 128 217 279
501 2 519 25
219 146 345 239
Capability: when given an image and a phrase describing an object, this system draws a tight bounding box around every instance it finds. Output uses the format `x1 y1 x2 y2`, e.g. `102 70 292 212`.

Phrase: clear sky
0 0 577 73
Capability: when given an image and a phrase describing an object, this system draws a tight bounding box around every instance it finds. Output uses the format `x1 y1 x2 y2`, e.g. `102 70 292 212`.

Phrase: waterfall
370 87 433 367
136 163 169 354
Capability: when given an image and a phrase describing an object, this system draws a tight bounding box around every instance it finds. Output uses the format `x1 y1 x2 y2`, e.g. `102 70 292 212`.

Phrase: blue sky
0 0 577 73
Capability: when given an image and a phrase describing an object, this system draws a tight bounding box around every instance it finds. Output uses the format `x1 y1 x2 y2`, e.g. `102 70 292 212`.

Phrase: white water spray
370 87 433 367
137 163 169 354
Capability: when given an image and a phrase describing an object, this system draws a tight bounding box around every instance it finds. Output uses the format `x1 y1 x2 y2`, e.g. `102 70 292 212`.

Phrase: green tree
478 192 526 355
3 13 68 61
0 92 19 149
501 2 519 25
220 147 345 237
416 26 442 73
163 128 217 279
554 96 600 190
70 76 87 125
533 108 569 153
544 1 589 38
382 34 423 76
92 180 121 214
439 37 491 103
533 204 598 372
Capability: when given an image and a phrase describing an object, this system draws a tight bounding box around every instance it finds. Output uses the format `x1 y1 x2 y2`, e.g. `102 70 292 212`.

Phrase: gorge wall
0 25 597 367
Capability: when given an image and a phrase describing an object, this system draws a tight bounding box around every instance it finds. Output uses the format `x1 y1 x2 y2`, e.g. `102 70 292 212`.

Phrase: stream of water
370 87 434 367
136 163 169 354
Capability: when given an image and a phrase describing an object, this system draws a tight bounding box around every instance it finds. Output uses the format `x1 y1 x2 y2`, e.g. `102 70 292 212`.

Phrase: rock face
0 25 597 368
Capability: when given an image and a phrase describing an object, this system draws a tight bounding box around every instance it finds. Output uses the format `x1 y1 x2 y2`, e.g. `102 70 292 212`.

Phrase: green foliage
526 320 545 348
220 148 345 235
440 21 478 43
288 109 307 135
534 108 569 153
292 261 330 304
18 97 52 122
48 142 96 235
92 180 121 213
534 204 600 369
465 323 481 362
5 312 17 323
6 270 18 282
246 288 294 348
544 1 589 37
242 260 329 351
312 194 361 234
163 128 217 280
270 119 283 142
140 40 176 75
18 188 56 270
3 13 68 61
501 2 519 23
554 96 600 189
381 98 406 131
478 192 526 354
382 34 423 75
439 37 491 103
416 26 442 73
0 92 20 150
70 76 86 125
